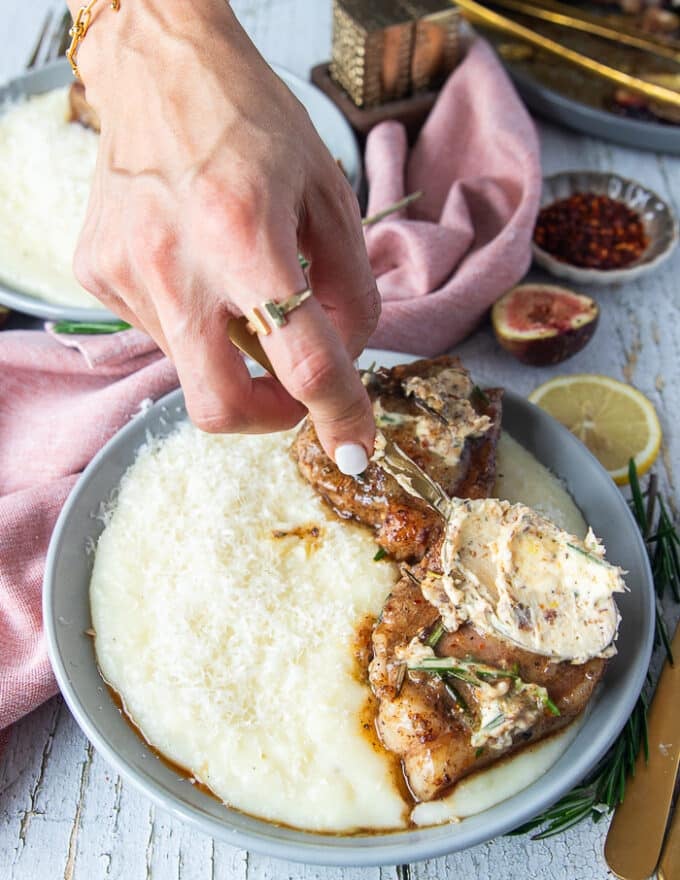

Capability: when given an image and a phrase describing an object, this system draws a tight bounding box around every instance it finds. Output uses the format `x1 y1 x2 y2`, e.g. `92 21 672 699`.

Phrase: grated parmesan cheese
90 425 406 832
0 87 103 308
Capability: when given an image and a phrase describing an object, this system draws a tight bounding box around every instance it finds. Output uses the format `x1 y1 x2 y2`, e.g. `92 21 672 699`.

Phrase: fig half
491 284 599 366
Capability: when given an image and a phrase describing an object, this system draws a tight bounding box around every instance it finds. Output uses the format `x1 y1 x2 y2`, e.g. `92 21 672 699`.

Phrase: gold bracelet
66 0 120 79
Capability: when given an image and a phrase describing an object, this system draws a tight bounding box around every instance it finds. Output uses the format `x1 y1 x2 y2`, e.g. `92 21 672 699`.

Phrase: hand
69 0 379 474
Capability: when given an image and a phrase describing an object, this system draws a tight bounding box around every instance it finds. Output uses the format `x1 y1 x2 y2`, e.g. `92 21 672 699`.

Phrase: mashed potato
90 425 587 832
494 432 586 537
0 87 102 308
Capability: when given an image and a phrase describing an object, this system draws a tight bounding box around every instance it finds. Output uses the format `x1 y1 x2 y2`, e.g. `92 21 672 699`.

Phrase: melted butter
271 522 324 558
358 694 414 815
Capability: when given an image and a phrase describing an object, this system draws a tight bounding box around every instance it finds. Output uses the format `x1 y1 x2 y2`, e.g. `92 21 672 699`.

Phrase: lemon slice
528 374 662 485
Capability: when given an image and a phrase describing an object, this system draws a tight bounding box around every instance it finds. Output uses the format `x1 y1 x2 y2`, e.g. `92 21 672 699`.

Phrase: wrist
67 0 239 108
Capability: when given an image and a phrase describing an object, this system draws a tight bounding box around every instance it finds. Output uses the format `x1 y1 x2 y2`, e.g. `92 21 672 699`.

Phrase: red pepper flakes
533 192 648 270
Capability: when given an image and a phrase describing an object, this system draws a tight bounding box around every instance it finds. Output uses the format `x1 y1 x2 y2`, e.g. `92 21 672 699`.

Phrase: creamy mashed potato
0 87 102 308
494 432 586 537
91 425 406 832
90 425 589 832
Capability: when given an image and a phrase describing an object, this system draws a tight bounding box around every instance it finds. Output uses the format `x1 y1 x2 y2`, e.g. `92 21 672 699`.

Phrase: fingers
183 176 377 470
223 219 375 472
74 155 378 469
126 218 308 434
299 172 381 359
155 292 307 434
264 293 375 472
74 223 173 356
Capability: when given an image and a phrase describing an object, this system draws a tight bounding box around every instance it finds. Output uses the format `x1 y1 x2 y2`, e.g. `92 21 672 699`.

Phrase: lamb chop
291 356 502 561
370 568 607 801
293 356 618 807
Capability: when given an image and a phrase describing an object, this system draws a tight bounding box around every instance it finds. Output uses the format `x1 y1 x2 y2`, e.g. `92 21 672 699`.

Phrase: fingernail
335 443 369 476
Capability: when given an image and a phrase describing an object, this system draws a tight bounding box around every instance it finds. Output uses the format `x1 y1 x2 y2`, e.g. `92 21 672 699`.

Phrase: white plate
0 59 361 322
44 350 654 866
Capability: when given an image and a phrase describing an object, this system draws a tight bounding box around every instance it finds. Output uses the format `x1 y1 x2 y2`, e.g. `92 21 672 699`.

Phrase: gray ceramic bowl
43 350 654 866
0 59 360 322
533 170 679 285
508 67 680 156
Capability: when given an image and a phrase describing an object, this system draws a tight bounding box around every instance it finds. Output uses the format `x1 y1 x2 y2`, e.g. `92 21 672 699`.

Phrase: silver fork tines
380 438 451 519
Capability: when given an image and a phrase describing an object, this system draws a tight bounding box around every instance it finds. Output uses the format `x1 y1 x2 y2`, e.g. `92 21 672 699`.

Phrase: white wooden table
1 2 678 878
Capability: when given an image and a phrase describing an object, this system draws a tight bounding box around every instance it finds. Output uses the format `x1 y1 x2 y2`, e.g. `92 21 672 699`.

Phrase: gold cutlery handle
604 621 680 880
227 317 275 375
453 0 680 109
658 797 680 880
488 0 680 64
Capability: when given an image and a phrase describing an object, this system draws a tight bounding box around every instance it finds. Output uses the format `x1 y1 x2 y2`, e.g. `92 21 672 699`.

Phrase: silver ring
246 287 313 336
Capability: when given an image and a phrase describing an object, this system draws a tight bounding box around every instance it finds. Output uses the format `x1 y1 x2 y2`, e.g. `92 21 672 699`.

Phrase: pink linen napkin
0 330 177 738
365 38 541 354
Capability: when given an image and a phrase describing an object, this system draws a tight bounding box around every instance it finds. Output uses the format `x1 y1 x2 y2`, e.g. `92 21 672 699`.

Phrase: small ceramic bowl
532 170 679 285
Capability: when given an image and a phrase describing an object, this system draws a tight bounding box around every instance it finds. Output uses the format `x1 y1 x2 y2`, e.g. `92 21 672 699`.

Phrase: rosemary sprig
444 681 471 717
409 656 524 687
425 620 445 648
52 320 131 335
543 695 561 717
298 192 423 271
566 543 610 567
471 384 491 406
410 656 483 687
361 191 423 227
511 459 677 840
373 547 388 562
482 713 506 732
510 696 649 839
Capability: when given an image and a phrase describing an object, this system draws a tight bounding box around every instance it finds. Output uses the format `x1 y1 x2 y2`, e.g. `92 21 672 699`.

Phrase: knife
658 792 680 880
378 437 451 519
604 621 680 880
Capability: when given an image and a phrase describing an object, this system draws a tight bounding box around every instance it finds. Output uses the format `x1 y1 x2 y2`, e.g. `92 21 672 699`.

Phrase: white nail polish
335 443 369 476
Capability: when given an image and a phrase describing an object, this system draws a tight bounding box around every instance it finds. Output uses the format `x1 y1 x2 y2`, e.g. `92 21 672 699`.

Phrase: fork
26 3 71 70
227 315 452 515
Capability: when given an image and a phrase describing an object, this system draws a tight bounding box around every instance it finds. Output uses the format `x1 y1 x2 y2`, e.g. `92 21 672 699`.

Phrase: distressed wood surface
1 1 678 878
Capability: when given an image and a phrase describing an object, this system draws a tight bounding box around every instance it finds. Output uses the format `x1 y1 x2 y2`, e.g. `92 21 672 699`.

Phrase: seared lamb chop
291 356 502 562
294 356 613 806
370 570 606 801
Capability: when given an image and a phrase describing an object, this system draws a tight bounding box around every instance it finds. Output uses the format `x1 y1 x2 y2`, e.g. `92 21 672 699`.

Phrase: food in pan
0 87 103 309
89 357 624 832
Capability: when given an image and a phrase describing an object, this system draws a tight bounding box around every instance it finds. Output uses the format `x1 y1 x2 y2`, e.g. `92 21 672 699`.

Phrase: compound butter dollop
427 498 625 663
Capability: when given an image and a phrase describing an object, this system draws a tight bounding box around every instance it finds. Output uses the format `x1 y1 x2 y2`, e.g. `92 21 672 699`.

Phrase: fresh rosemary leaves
52 320 131 334
510 459 678 840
